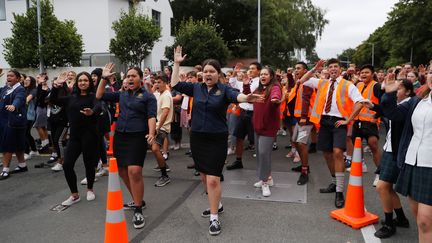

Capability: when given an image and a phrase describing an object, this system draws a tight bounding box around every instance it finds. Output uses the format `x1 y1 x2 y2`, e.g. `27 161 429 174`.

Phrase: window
0 0 6 21
152 9 160 27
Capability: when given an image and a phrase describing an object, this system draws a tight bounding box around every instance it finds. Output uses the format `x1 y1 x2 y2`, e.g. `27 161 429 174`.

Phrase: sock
310 143 316 149
2 167 10 173
301 166 309 175
331 176 336 185
160 167 168 177
218 202 223 209
210 214 218 222
41 139 49 147
51 152 58 158
385 212 394 226
18 162 27 168
335 172 345 192
236 157 242 162
394 207 407 220
346 155 352 160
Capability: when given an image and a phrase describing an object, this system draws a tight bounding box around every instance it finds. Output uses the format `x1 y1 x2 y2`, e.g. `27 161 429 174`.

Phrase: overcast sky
311 0 399 59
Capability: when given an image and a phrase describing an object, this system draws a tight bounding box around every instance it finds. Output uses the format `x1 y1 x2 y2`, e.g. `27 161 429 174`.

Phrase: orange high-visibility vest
356 81 380 123
284 83 298 116
310 79 354 125
293 84 316 118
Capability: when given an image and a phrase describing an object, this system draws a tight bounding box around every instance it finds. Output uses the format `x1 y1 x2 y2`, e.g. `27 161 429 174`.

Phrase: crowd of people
0 50 431 240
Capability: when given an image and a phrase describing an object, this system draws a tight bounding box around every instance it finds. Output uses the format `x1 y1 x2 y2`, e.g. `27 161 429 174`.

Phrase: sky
311 0 399 59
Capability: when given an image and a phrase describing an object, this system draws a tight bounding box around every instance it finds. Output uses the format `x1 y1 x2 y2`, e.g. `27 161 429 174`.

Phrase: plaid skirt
379 152 400 184
395 163 432 205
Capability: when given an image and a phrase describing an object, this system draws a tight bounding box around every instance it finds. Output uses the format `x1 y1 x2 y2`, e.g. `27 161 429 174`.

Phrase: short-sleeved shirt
155 90 173 133
174 82 240 133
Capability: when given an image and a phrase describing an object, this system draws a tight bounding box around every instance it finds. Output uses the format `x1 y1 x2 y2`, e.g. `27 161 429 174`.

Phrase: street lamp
368 43 375 66
257 0 261 63
36 0 44 73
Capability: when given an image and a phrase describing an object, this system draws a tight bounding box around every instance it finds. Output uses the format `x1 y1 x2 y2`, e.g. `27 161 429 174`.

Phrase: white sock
51 152 58 157
335 172 345 192
18 162 27 168
210 214 218 222
41 139 49 147
3 167 10 173
218 202 223 209
346 155 352 160
331 176 336 184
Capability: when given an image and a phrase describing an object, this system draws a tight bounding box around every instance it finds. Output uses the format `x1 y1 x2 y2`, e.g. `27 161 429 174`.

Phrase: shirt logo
214 90 222 96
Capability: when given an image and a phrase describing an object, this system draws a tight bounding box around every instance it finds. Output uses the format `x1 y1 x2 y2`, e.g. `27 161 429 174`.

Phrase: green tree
3 0 83 68
337 48 356 67
110 8 161 67
165 18 230 66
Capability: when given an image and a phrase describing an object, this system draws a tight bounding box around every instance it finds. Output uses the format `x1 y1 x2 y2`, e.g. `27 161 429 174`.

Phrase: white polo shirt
229 77 259 111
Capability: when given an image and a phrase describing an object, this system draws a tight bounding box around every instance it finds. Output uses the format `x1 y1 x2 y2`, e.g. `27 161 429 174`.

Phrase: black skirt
395 163 432 206
191 131 228 177
113 131 148 167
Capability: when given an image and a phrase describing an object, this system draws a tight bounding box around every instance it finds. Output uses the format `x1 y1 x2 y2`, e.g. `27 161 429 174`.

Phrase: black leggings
63 131 99 193
50 122 68 158
99 135 108 165
25 120 36 153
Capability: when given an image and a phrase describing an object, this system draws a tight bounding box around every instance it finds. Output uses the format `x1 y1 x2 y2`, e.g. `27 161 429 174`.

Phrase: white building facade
0 0 174 71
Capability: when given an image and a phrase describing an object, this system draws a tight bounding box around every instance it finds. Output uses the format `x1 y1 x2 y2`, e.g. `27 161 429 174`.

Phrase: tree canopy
165 18 230 66
349 0 432 68
109 8 161 67
170 0 327 67
3 0 83 68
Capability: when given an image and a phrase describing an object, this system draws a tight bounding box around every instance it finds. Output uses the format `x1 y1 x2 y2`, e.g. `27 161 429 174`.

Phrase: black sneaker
297 173 309 185
9 166 28 174
154 175 171 187
123 200 146 210
185 150 192 155
344 158 352 168
291 165 310 173
133 212 145 229
374 224 396 239
0 171 10 180
320 183 336 193
187 163 195 169
380 218 410 228
38 145 50 154
201 206 224 217
47 156 58 164
272 143 278 150
226 160 243 170
209 219 221 236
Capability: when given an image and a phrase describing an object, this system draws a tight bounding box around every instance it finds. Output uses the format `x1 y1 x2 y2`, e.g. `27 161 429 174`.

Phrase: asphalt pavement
0 132 418 243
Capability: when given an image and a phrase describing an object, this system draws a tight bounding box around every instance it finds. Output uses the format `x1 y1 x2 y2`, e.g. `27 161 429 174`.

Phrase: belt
321 115 344 121
240 109 253 113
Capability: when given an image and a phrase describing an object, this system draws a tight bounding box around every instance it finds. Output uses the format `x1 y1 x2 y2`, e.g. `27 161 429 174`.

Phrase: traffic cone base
330 209 379 229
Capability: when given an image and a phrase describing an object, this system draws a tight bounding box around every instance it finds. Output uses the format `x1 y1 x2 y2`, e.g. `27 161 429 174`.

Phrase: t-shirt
156 90 174 133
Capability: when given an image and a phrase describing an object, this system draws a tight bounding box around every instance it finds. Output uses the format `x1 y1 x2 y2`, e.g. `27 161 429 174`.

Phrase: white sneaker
174 143 180 150
29 151 39 156
373 174 379 187
254 178 274 188
262 183 271 197
96 167 109 177
86 191 96 201
24 153 31 161
51 163 63 171
227 147 235 155
62 195 81 206
346 163 368 173
96 160 103 171
80 177 98 185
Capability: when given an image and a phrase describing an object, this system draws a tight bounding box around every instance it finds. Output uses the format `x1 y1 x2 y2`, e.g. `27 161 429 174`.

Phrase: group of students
1 51 431 240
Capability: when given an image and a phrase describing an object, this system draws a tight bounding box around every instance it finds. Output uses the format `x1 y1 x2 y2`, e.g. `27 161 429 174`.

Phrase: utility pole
371 43 375 66
257 0 261 63
37 0 44 73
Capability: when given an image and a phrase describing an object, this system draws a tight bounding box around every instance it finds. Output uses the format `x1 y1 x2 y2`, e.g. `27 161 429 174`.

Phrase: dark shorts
191 131 227 177
114 131 148 167
283 116 297 127
396 163 432 206
351 120 379 140
155 129 168 146
233 110 254 140
317 116 347 152
379 152 400 184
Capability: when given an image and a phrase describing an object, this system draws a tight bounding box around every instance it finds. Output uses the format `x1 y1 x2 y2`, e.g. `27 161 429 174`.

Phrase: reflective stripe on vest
294 85 303 117
356 81 379 122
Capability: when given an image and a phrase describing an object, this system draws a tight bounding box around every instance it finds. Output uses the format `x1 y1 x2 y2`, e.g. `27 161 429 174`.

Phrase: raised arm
298 59 326 84
97 63 116 99
171 46 187 87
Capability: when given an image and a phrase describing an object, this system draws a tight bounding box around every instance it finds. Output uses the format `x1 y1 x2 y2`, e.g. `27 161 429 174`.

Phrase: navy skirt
396 163 432 206
190 131 228 177
0 121 26 153
114 131 148 167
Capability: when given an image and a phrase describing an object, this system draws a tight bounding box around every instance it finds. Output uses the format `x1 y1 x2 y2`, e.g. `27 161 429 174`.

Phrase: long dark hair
25 76 37 95
254 67 281 99
73 72 95 94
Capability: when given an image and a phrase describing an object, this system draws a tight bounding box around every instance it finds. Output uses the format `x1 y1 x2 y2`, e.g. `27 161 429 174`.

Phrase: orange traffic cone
330 137 379 229
104 158 128 243
107 123 115 156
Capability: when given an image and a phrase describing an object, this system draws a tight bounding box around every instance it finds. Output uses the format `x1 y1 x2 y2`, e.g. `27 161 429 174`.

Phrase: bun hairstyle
202 59 222 74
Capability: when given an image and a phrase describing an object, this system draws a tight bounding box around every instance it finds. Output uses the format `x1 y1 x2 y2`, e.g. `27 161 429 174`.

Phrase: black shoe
308 146 317 153
0 171 10 180
201 206 224 217
335 192 345 208
319 183 336 193
381 218 410 228
47 156 58 164
291 165 310 173
272 144 278 150
123 200 146 210
297 173 309 185
187 163 195 169
185 150 192 155
344 158 352 168
133 211 145 229
374 224 396 239
194 170 200 176
226 160 243 170
209 219 221 236
38 145 50 154
10 166 28 174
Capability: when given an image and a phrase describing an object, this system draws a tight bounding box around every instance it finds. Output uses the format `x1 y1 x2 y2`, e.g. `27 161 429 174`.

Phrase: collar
398 97 411 105
6 82 21 95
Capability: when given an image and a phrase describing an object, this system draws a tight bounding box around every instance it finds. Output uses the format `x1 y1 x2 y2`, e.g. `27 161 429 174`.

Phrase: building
0 0 174 71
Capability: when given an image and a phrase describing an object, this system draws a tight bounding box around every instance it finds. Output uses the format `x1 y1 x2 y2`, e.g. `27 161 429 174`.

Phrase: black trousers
63 130 99 193
50 121 68 158
25 120 36 153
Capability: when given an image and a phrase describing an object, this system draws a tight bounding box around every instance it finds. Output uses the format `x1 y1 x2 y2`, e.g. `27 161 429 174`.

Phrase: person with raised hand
50 71 101 206
96 63 157 230
171 46 264 236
